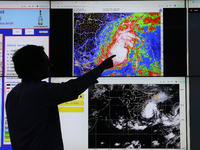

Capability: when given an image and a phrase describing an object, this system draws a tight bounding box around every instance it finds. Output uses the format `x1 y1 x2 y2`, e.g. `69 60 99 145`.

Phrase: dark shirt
6 68 102 150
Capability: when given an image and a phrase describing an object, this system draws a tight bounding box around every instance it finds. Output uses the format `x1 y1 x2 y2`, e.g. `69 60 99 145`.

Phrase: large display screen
0 1 190 150
50 1 186 77
51 77 188 150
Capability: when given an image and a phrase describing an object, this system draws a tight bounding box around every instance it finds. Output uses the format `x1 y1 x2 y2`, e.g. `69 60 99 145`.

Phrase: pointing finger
109 55 116 59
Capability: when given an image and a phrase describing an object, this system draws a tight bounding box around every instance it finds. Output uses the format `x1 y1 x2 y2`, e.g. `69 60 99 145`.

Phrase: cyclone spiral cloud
74 13 161 76
89 84 180 148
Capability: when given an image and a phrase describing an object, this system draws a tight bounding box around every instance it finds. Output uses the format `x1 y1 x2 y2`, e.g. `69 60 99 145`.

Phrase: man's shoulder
7 83 21 95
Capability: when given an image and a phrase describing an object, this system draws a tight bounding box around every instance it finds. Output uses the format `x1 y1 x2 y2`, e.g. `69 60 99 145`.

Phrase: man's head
12 45 51 80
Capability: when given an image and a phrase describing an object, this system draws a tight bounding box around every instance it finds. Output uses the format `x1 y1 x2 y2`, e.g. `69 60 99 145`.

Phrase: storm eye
109 31 137 66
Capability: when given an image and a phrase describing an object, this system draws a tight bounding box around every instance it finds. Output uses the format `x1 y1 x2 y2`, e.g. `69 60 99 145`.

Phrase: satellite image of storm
89 84 180 148
74 13 161 76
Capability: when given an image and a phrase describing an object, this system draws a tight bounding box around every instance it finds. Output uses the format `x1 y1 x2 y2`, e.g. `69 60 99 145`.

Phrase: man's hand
98 55 116 71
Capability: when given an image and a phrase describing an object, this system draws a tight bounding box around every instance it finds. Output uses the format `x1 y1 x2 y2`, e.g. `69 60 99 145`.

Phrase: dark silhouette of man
6 45 115 150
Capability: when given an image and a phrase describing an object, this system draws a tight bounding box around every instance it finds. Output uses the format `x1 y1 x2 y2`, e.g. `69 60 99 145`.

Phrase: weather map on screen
50 77 187 150
89 84 180 148
74 12 161 76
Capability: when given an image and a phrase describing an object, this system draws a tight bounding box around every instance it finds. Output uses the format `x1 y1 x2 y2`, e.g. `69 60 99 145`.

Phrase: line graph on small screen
74 12 161 76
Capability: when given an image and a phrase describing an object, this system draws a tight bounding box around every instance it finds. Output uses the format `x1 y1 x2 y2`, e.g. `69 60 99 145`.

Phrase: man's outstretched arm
74 55 116 95
45 55 116 105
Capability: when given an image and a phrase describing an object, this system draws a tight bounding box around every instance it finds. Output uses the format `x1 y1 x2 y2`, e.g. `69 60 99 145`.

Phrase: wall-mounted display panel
0 1 50 77
50 1 186 77
51 77 188 150
0 1 50 150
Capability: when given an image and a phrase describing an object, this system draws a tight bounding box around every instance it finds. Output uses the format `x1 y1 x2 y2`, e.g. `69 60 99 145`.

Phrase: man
6 45 115 150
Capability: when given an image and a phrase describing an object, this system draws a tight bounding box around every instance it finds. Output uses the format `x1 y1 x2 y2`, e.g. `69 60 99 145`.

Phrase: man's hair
12 45 46 78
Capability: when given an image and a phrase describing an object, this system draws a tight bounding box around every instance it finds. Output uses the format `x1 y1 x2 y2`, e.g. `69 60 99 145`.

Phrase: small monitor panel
3 77 21 146
0 1 50 77
2 77 48 149
188 1 200 76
